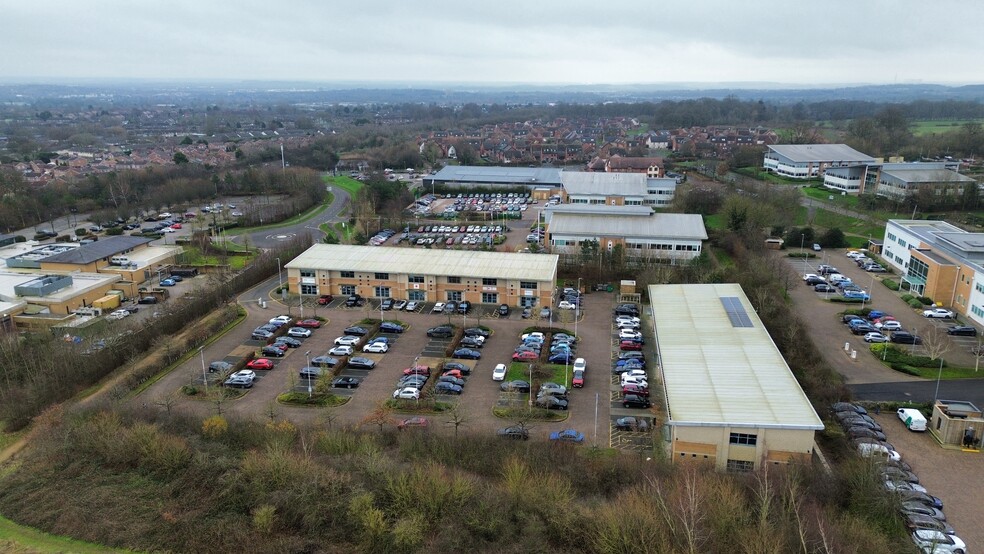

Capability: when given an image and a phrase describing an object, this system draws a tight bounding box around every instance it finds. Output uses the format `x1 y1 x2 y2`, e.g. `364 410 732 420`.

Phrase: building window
482 292 498 303
729 433 757 446
300 269 315 278
408 290 426 301
447 291 462 302
520 281 537 290
447 276 461 284
340 271 355 278
300 284 317 295
408 275 425 283
374 272 390 280
726 460 754 472
482 278 498 286
374 286 390 298
341 285 356 296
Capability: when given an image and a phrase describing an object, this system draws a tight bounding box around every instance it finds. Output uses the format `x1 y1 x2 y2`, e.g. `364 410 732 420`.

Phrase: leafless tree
444 403 468 440
920 325 951 361
154 391 179 414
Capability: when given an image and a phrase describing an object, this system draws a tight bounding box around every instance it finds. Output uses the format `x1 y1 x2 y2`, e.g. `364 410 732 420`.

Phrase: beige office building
285 245 558 307
650 283 823 471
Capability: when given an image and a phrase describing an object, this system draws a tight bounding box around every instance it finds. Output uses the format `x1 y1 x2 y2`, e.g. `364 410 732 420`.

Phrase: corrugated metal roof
41 236 153 265
560 171 648 195
881 168 974 183
769 144 875 163
549 213 707 240
286 245 558 282
545 204 653 217
650 283 823 430
430 165 563 186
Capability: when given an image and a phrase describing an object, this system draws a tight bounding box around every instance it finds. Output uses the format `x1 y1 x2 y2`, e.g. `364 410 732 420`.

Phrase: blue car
548 351 574 364
160 278 177 286
549 429 584 443
452 348 481 360
379 322 405 333
843 290 870 301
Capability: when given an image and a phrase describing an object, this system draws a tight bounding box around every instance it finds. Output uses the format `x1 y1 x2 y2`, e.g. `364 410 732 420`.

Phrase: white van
897 408 927 432
110 256 130 265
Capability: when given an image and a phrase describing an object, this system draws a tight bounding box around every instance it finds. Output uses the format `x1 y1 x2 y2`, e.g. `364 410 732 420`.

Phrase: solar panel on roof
720 296 753 328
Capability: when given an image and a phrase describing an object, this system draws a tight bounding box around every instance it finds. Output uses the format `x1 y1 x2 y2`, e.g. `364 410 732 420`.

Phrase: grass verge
224 198 332 236
277 392 349 407
0 515 134 554
323 175 365 196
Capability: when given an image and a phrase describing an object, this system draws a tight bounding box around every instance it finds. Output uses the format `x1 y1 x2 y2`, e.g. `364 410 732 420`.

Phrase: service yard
142 280 650 447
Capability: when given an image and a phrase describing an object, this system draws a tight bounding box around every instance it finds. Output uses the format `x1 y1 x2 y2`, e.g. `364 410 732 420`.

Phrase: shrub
202 415 228 438
13 235 26 242
907 299 923 309
874 345 943 368
900 294 915 302
252 504 276 535
182 384 200 395
830 297 864 303
881 279 900 291
917 296 934 305
890 363 921 376
75 228 88 236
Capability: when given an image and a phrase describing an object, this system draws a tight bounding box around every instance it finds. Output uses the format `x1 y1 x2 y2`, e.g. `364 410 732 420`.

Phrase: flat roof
560 171 648 196
0 270 119 304
42 236 152 265
545 204 654 217
881 168 974 184
649 283 823 430
549 212 707 240
769 144 875 163
429 165 563 186
286 244 558 282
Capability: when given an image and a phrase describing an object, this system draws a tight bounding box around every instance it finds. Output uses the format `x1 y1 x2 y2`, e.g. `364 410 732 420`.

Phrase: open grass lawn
225 196 333 236
180 246 251 270
802 186 861 209
704 213 725 231
795 206 884 244
0 515 132 554
910 119 984 137
323 175 365 196
507 362 572 388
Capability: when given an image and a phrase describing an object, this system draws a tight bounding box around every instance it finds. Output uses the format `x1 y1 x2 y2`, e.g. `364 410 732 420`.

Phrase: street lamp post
305 350 312 398
199 346 208 393
574 277 582 341
933 356 945 402
528 363 533 407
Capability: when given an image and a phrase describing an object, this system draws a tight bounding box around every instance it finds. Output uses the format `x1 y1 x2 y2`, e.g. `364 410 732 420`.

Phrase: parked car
438 375 465 386
435 382 463 395
549 429 584 443
295 319 321 328
901 501 948 521
891 331 923 345
317 294 334 305
535 395 569 410
245 358 274 370
876 320 903 331
380 298 394 311
392 300 407 311
223 370 256 388
864 332 890 343
442 361 471 374
269 315 292 326
274 336 302 348
901 513 955 536
845 426 887 441
343 326 369 336
623 394 652 409
497 426 529 440
460 336 484 349
334 335 361 346
548 351 574 363
922 308 955 319
379 322 405 333
432 302 446 313
397 416 429 429
346 357 376 370
453 348 481 360
947 325 977 336
299 366 328 379
498 304 510 316
363 342 389 353
311 355 339 367
159 278 177 286
404 301 420 312
345 295 364 307
261 345 286 357
208 361 234 373
572 369 585 388
328 345 354 356
619 340 643 351
814 283 837 293
287 327 312 338
910 529 965 554
500 380 531 393
464 327 491 337
622 384 650 397
392 387 421 400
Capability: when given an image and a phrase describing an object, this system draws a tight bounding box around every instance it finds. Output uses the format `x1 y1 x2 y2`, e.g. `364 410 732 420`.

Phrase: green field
0 515 135 554
323 175 365 196
910 119 984 137
795 206 883 245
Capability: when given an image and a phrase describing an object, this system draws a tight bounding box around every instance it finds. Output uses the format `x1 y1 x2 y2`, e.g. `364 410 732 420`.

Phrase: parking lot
141 279 661 449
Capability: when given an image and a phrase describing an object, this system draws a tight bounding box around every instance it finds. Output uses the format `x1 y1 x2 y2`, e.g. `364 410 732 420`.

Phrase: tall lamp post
574 277 582 340
304 350 312 398
528 363 533 407
199 346 208 393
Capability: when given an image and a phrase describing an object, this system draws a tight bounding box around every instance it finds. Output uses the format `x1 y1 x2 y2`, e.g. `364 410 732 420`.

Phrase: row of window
335 271 500 286
729 432 758 446
972 305 984 319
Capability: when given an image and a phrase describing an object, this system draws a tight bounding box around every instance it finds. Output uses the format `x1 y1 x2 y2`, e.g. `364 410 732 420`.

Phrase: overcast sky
3 0 982 86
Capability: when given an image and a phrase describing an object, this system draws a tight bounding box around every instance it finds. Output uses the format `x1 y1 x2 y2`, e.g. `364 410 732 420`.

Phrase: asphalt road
850 379 984 406
235 187 351 249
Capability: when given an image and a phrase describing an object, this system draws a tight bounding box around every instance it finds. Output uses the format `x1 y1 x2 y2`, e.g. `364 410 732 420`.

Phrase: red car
512 350 538 361
619 340 643 351
296 319 321 328
246 358 274 370
403 365 431 376
572 369 584 388
317 294 333 305
170 223 182 229
442 369 464 379
621 384 649 397
397 417 429 430
269 342 289 351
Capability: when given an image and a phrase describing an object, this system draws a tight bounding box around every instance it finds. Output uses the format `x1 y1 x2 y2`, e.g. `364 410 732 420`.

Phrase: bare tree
154 391 179 414
444 403 468 440
361 402 393 433
920 326 951 361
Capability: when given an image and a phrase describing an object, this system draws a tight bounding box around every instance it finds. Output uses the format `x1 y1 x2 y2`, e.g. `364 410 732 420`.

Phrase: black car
435 382 463 395
463 327 491 337
137 295 158 304
380 298 394 311
346 357 376 370
345 295 364 307
815 284 837 293
615 416 649 432
535 395 569 410
274 336 302 348
845 426 887 441
842 314 865 324
311 355 339 367
851 323 876 335
805 276 826 286
452 348 481 360
831 402 866 414
614 304 639 317
344 326 369 336
498 304 510 316
427 326 454 338
497 425 529 440
618 351 646 361
438 375 465 386
622 394 652 409
891 331 923 345
261 345 286 357
379 322 404 333
947 325 977 336
332 377 360 389
442 361 471 374
208 361 234 373
299 366 328 379
500 380 531 393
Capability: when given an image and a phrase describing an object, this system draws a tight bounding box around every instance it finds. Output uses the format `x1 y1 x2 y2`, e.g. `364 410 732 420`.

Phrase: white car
557 300 576 310
846 250 866 259
269 315 292 326
328 345 354 356
857 442 901 462
287 327 312 338
911 529 966 554
405 301 420 312
863 332 889 343
619 329 643 341
883 480 928 494
432 302 446 313
392 386 420 400
875 320 902 331
615 315 641 325
572 358 586 372
922 308 955 319
521 332 545 342
492 363 508 381
617 320 640 330
622 369 647 380
161 227 176 233
363 342 389 353
106 309 130 320
334 335 360 346
802 273 820 281
620 374 648 387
